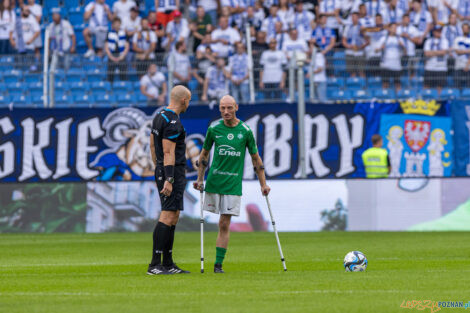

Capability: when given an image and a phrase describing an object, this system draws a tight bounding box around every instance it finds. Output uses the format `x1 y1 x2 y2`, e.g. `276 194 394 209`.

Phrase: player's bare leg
214 214 231 273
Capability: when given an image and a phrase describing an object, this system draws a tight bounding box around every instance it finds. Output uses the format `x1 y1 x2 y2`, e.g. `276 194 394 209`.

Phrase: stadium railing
0 50 465 109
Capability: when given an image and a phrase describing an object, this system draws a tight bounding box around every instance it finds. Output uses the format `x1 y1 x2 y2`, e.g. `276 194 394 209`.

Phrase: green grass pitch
1 232 469 313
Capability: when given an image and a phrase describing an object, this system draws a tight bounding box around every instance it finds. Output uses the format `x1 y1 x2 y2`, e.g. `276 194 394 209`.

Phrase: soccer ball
343 251 368 272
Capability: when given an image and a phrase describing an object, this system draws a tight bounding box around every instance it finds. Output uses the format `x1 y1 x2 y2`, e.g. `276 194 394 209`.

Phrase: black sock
150 222 171 267
163 225 176 266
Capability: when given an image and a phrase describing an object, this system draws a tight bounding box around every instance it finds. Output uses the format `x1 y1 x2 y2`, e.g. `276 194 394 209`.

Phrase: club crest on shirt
227 133 234 140
237 133 243 139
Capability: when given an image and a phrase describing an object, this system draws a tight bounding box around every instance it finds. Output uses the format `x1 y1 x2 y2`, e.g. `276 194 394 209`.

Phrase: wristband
164 165 174 178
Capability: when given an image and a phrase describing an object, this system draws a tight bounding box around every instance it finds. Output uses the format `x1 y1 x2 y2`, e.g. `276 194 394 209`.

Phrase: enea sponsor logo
218 145 241 157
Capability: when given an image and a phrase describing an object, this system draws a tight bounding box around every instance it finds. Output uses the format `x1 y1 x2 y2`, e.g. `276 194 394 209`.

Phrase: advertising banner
2 178 470 233
379 114 453 177
451 101 470 176
0 100 458 183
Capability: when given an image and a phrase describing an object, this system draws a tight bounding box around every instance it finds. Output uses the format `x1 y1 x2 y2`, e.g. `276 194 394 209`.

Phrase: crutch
264 195 287 271
199 187 204 273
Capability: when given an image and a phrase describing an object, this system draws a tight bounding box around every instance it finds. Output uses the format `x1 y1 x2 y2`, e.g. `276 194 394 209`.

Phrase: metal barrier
0 49 466 108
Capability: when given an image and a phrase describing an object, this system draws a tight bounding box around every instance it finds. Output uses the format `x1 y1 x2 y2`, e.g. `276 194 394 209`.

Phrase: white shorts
203 192 241 216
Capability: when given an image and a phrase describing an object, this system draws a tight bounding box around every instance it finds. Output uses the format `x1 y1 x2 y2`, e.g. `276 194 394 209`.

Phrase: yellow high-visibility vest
362 147 389 178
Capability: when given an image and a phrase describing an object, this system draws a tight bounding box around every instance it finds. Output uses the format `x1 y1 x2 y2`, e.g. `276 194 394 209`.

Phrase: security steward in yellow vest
362 134 390 178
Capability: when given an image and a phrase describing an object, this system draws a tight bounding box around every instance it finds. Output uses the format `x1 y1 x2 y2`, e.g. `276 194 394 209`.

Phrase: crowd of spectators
1 0 470 104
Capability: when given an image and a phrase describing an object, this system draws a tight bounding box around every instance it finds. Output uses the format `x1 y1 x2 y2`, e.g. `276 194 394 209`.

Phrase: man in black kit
147 85 192 275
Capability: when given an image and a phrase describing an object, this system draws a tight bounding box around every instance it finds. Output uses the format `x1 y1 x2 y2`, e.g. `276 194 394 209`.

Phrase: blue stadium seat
43 0 59 9
112 81 133 92
367 77 382 88
411 76 424 88
440 88 460 99
117 93 134 106
68 9 84 25
55 94 73 107
421 89 438 99
346 77 365 88
24 74 42 83
73 94 94 107
329 89 351 101
374 89 395 99
65 73 83 83
327 77 344 88
256 91 265 101
91 81 111 92
396 89 417 99
137 93 148 103
87 73 106 83
94 94 116 106
11 94 30 106
7 82 24 93
353 89 371 100
66 0 81 9
0 94 10 107
55 81 69 91
3 74 21 83
461 89 470 99
70 81 90 93
32 94 45 106
28 81 44 93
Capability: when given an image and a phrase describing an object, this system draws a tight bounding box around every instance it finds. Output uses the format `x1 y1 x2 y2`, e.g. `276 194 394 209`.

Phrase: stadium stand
0 0 469 107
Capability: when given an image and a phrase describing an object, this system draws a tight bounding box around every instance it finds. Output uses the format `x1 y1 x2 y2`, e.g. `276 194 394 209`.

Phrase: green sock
215 247 227 265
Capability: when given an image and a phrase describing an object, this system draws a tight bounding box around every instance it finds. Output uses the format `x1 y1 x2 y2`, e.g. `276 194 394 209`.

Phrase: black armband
164 165 174 178
254 165 265 172
201 159 208 167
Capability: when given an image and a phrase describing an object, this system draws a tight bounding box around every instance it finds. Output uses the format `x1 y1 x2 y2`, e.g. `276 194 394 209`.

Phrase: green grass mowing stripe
0 232 469 313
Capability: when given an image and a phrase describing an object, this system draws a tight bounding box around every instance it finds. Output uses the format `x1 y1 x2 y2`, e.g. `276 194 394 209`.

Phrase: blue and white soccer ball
343 251 368 272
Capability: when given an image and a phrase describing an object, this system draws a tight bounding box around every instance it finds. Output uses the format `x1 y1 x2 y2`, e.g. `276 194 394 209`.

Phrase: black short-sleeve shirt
151 108 186 167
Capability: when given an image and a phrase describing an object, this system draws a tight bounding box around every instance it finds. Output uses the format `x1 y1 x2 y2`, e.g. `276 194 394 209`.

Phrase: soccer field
1 232 468 313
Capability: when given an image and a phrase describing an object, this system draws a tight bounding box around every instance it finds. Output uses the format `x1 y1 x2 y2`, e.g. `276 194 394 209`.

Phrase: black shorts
424 70 447 88
155 165 186 211
381 69 401 83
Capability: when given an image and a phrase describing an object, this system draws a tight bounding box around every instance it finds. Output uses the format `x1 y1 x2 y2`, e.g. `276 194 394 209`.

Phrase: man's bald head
219 95 236 106
169 85 191 113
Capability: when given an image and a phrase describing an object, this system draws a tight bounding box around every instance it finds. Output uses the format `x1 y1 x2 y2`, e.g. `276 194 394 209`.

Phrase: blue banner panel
451 101 470 177
379 114 453 177
0 100 453 182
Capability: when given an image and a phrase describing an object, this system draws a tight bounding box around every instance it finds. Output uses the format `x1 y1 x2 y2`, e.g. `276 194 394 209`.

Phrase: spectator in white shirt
168 41 192 87
410 0 433 47
26 0 42 50
133 17 157 76
424 26 449 93
457 0 470 22
261 5 285 42
384 0 404 25
46 8 76 70
278 0 294 26
289 0 315 42
112 0 136 21
10 5 40 71
122 6 141 39
221 0 246 30
202 56 230 103
282 27 309 60
166 10 189 50
0 0 16 54
376 23 406 90
83 0 114 58
363 13 387 77
140 63 167 106
316 0 342 37
428 0 457 26
453 23 470 87
259 38 287 100
228 42 251 103
105 18 130 83
364 0 387 19
211 16 241 57
307 42 327 102
397 13 423 78
342 11 369 77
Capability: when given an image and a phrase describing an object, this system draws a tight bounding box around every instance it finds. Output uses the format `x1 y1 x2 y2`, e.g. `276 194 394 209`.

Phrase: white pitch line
0 290 414 297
